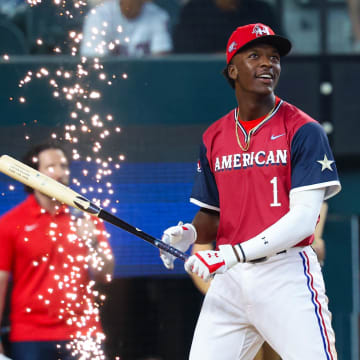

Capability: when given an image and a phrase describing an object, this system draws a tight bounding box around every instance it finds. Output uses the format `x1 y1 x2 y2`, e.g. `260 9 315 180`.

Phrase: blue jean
11 340 76 360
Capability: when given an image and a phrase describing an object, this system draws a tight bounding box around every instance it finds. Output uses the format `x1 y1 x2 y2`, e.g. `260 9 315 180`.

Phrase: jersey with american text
190 99 341 247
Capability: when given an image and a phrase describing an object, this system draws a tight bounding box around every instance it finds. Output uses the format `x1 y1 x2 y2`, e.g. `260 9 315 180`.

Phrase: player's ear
227 64 238 81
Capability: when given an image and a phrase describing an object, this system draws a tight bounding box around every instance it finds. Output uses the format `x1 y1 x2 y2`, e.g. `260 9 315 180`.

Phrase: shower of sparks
4 1 130 359
14 1 128 205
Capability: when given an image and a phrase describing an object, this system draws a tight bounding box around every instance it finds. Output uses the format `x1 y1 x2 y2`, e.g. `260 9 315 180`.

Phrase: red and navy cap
226 23 292 64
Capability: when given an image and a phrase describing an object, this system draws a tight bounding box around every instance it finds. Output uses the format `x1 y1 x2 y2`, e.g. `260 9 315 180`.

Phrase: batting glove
160 221 197 270
184 245 238 282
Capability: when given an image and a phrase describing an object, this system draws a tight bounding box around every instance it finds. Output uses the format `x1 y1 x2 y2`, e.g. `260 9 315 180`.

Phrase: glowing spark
11 3 125 357
89 91 101 99
40 68 49 76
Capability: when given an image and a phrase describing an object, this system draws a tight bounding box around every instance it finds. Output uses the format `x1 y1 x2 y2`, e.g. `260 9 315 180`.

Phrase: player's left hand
185 250 226 282
185 245 239 282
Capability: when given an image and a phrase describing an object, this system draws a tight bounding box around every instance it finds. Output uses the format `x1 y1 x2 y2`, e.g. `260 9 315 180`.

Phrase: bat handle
154 240 189 261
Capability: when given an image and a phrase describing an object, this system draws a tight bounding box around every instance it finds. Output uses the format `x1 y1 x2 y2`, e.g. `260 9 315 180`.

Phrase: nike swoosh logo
24 224 38 232
271 133 285 140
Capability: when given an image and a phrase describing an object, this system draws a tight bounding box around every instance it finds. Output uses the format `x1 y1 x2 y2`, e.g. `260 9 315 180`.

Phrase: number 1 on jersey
270 177 281 207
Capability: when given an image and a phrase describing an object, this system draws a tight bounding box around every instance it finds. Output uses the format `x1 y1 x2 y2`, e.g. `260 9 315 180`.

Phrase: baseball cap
226 23 292 64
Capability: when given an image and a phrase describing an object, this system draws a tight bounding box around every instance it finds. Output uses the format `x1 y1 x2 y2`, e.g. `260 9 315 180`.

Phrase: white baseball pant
189 246 337 360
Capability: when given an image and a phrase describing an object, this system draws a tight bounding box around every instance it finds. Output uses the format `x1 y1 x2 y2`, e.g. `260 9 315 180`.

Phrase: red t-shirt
0 195 111 341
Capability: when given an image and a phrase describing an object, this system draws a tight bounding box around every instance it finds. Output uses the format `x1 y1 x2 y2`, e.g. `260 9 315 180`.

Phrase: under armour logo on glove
184 250 227 282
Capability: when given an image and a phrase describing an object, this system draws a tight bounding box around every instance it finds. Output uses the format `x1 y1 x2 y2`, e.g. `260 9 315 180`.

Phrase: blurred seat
0 17 28 54
153 0 182 30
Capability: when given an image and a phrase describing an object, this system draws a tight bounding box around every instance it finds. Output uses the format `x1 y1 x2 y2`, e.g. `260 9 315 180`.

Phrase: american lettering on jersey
190 99 341 248
214 149 287 171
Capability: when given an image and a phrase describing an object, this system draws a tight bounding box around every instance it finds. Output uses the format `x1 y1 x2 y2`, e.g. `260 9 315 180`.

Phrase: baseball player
160 23 341 360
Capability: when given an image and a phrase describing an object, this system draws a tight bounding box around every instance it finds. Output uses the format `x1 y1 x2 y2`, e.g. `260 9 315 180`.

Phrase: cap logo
252 24 270 37
228 41 238 53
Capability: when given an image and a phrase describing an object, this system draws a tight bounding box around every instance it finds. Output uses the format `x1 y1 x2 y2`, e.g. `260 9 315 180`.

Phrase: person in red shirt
0 142 114 360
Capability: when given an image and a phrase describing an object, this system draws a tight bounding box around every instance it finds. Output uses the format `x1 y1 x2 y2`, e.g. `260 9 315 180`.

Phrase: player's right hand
160 221 197 270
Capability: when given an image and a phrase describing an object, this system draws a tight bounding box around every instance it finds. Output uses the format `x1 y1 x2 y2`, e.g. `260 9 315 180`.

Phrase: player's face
37 149 70 186
228 43 281 95
120 0 145 19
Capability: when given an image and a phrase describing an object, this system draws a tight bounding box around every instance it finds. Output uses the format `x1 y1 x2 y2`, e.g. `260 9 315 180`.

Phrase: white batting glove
184 245 238 282
160 221 197 269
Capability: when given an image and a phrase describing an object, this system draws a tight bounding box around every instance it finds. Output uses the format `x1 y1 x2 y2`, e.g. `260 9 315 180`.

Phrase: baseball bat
0 155 188 261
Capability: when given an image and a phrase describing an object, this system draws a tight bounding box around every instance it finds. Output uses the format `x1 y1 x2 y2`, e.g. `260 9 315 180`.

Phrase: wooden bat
0 155 188 261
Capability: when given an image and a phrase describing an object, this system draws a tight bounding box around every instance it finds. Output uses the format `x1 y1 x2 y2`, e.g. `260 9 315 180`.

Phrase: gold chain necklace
235 103 277 152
